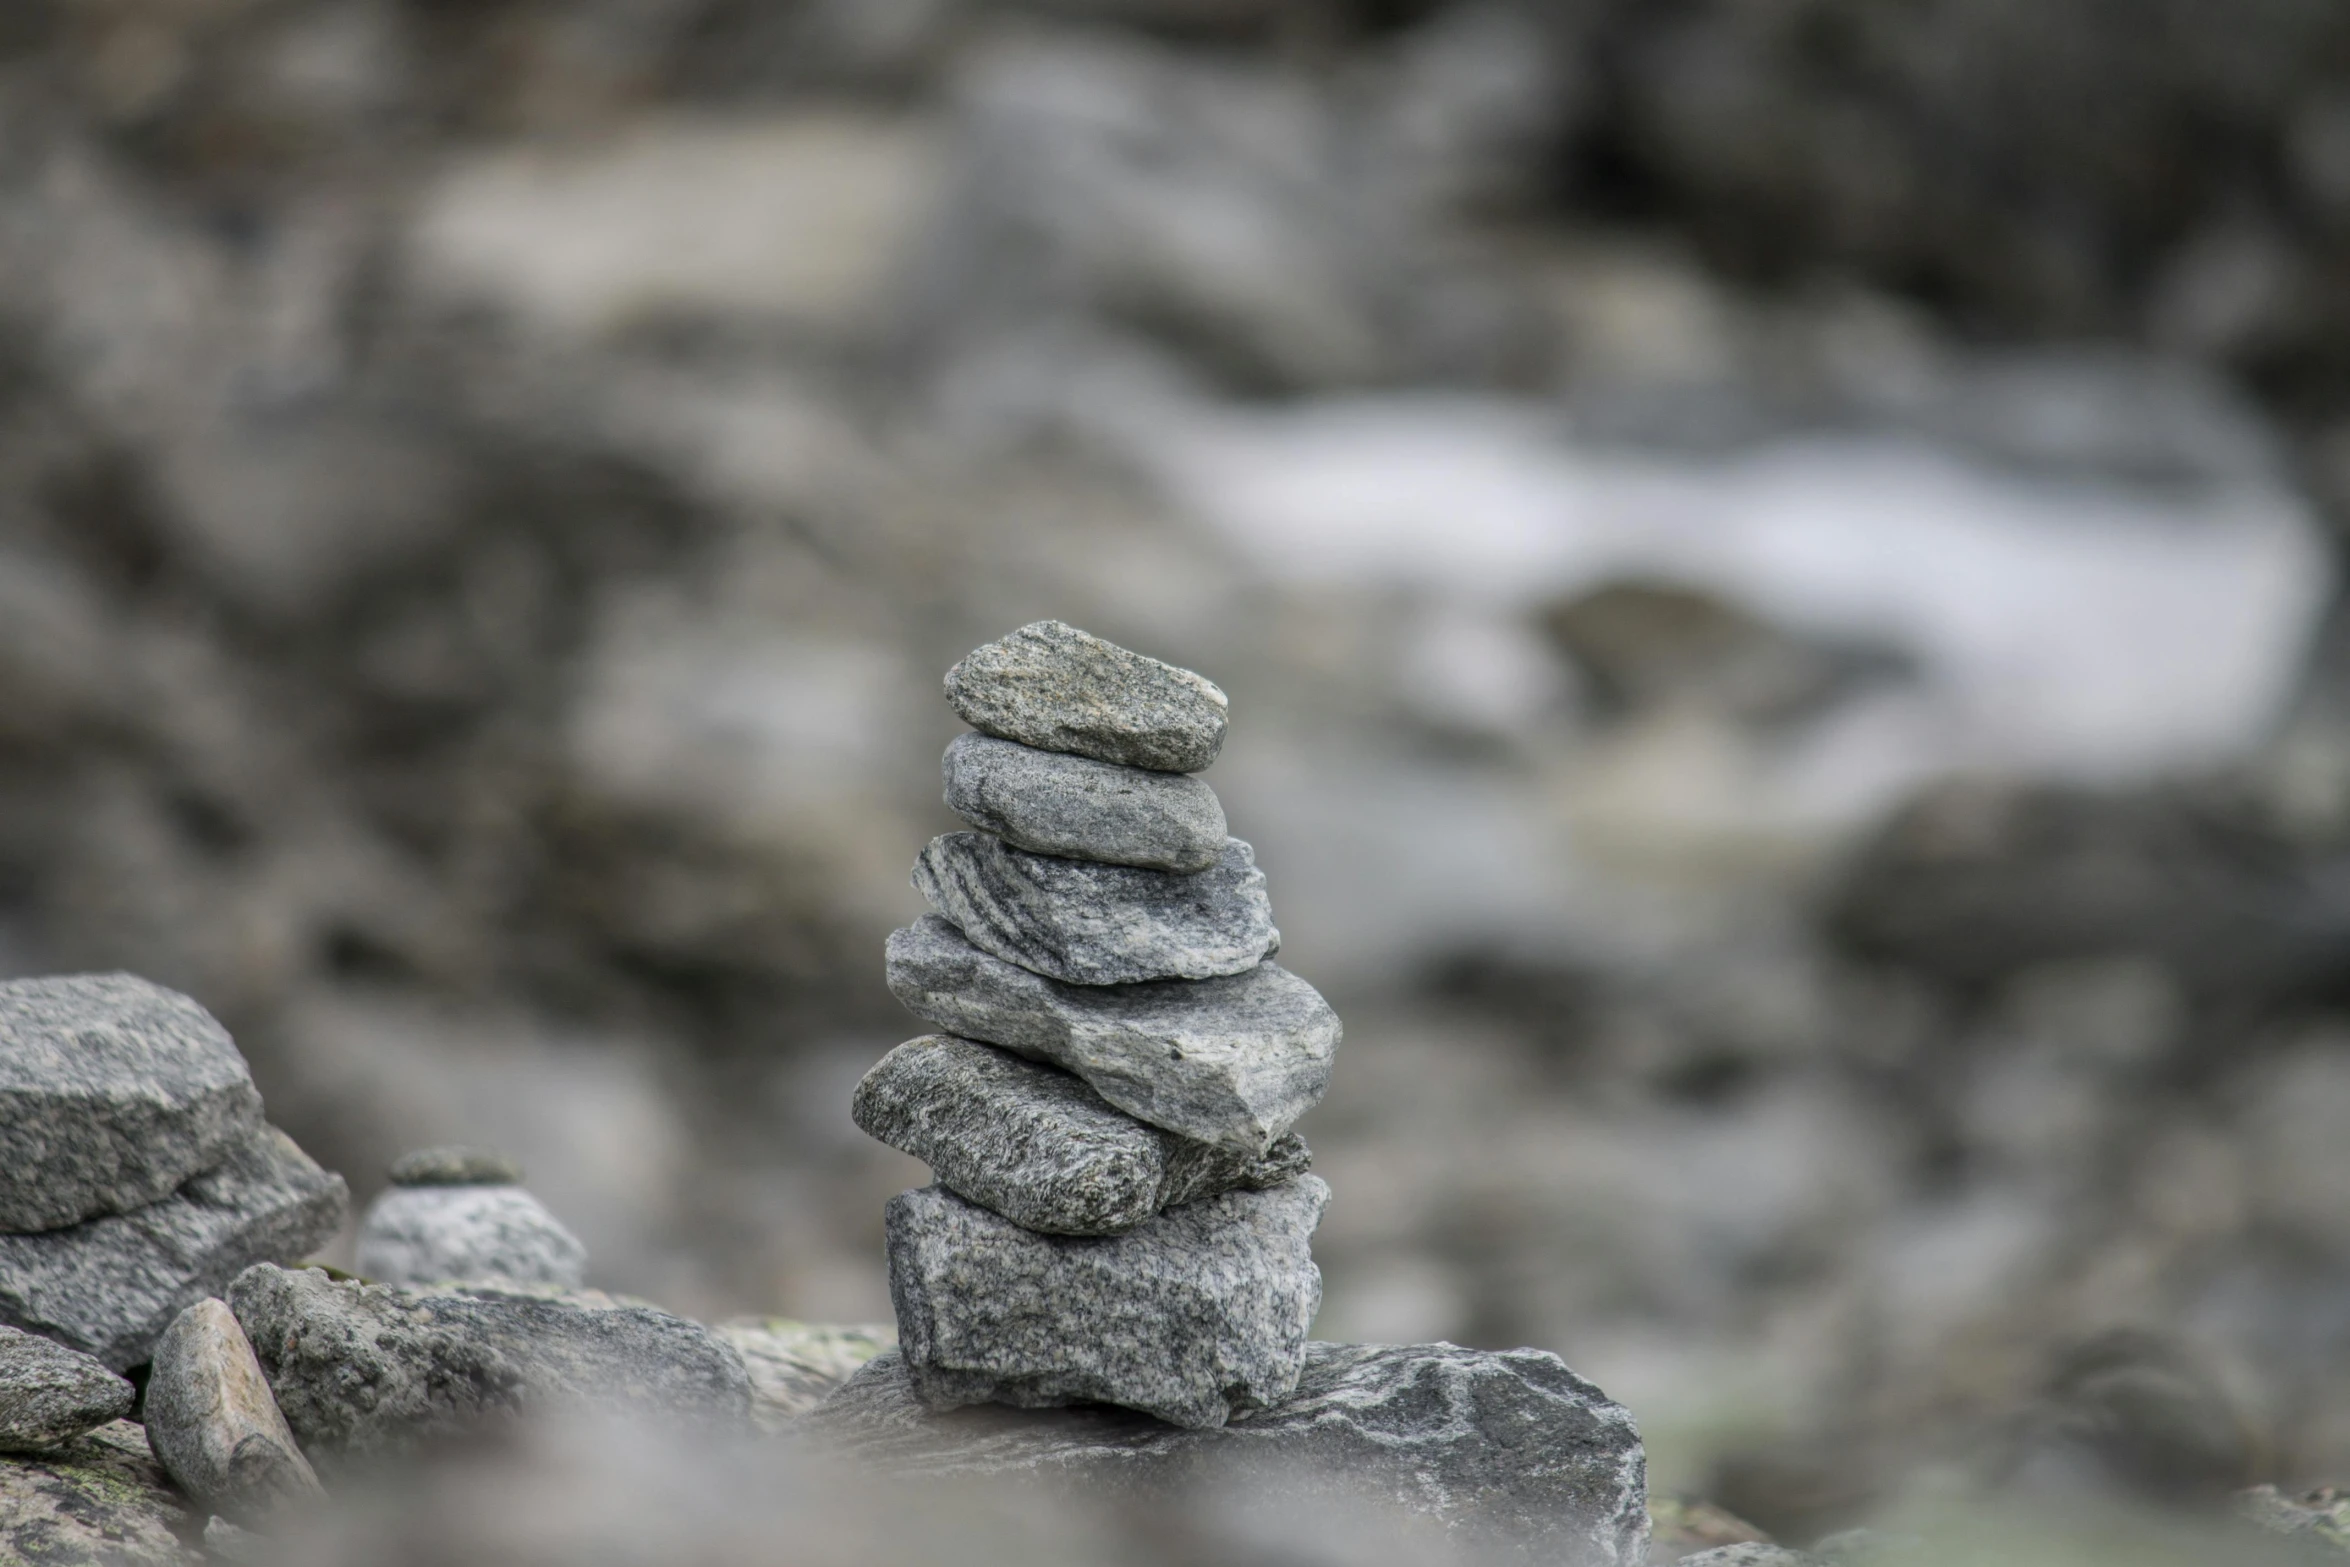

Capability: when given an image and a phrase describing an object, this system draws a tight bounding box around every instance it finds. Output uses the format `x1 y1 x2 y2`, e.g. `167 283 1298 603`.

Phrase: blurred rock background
4 0 2350 1546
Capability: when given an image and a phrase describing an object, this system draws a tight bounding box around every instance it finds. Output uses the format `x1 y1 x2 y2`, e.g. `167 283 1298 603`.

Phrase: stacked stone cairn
854 621 1341 1429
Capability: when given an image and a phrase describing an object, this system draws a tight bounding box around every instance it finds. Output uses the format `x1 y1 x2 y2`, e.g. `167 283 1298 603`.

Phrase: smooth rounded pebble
142 1298 322 1524
944 620 1229 773
356 1184 586 1288
0 1324 133 1452
943 732 1227 872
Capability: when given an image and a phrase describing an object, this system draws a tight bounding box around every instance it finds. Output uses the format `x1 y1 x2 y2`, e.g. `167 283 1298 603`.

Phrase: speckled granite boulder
804 1339 1651 1565
885 916 1337 1155
0 1326 132 1453
0 1126 347 1370
886 1176 1325 1429
855 1035 1309 1235
0 1419 199 1565
0 972 263 1232
945 620 1228 773
355 1184 586 1289
942 733 1227 871
142 1298 322 1524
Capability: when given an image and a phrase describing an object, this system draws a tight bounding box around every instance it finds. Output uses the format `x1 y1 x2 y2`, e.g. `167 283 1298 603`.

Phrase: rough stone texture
0 1419 199 1565
944 620 1229 774
886 916 1337 1154
0 1325 133 1452
0 1126 348 1370
386 1146 524 1187
227 1264 752 1461
854 1035 1311 1235
0 972 263 1233
886 1176 1326 1430
712 1318 895 1433
942 732 1227 872
142 1298 322 1524
355 1184 587 1288
804 1339 1650 1566
915 831 1277 985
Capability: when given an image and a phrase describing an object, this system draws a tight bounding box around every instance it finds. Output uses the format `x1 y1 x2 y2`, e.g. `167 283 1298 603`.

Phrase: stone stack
855 621 1342 1430
0 974 347 1370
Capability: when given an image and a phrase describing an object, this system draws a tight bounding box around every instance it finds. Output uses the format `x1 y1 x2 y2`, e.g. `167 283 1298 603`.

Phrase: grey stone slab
0 1126 347 1371
945 620 1229 774
854 1035 1311 1235
386 1146 524 1187
885 1176 1326 1430
0 972 263 1233
143 1298 322 1524
0 1324 132 1452
942 733 1226 872
0 1419 199 1565
802 1340 1651 1566
886 916 1337 1155
913 832 1277 985
713 1318 895 1433
355 1184 586 1289
227 1264 752 1463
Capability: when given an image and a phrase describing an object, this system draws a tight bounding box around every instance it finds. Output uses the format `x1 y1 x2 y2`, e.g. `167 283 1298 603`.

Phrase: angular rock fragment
227 1264 752 1461
945 619 1229 773
854 1035 1310 1235
385 1146 524 1187
0 972 263 1232
886 916 1336 1154
143 1298 322 1524
713 1317 895 1432
942 733 1227 872
0 1126 347 1370
886 1177 1326 1429
356 1184 586 1289
914 832 1277 985
0 1324 133 1452
805 1339 1651 1566
0 1419 198 1566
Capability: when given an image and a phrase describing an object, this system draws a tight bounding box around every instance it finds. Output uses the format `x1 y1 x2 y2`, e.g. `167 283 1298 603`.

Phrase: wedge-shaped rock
886 1177 1325 1430
945 620 1228 773
0 1126 347 1370
804 1340 1650 1566
228 1265 752 1462
886 917 1337 1155
356 1183 586 1289
854 1035 1312 1235
0 1325 133 1452
913 832 1276 985
0 972 264 1232
943 733 1226 872
143 1298 322 1524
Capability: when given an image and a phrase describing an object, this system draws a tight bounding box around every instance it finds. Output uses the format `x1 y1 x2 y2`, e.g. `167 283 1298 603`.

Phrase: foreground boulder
143 1298 323 1524
0 972 263 1232
227 1265 753 1461
0 1127 347 1369
0 1419 197 1565
803 1340 1651 1565
0 1325 133 1452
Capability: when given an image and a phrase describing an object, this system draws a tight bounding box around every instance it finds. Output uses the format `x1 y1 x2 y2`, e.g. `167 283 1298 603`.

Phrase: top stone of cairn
945 621 1229 774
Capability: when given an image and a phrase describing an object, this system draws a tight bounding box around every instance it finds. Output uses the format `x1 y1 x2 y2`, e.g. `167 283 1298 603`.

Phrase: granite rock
0 972 264 1233
713 1318 895 1432
0 1126 347 1370
803 1339 1650 1565
914 832 1278 985
942 733 1227 872
0 1325 133 1452
227 1265 752 1461
355 1184 587 1288
945 620 1229 774
854 1035 1311 1235
386 1146 524 1187
886 916 1337 1154
0 1419 200 1566
885 1176 1326 1430
142 1298 322 1524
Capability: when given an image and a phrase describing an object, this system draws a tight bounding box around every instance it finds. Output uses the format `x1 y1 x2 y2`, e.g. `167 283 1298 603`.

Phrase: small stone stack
855 620 1341 1430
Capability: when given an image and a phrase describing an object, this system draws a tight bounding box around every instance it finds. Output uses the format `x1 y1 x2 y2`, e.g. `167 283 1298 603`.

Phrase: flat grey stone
0 1324 133 1452
354 1183 586 1288
713 1317 895 1433
0 972 263 1233
143 1298 322 1524
854 1035 1311 1235
227 1264 752 1462
0 1126 347 1370
802 1339 1651 1566
0 1419 199 1565
886 1176 1326 1430
386 1146 524 1187
886 916 1337 1155
945 620 1229 774
913 832 1277 985
942 733 1227 872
